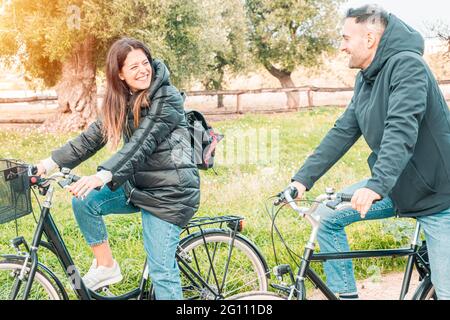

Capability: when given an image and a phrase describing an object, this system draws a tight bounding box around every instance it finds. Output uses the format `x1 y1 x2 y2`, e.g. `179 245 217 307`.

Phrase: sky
342 0 450 36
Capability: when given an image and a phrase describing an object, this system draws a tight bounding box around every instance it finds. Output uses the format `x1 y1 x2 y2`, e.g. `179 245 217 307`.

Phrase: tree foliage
245 0 343 74
244 0 344 108
0 0 211 88
0 0 255 90
198 0 251 91
0 0 348 116
428 21 450 57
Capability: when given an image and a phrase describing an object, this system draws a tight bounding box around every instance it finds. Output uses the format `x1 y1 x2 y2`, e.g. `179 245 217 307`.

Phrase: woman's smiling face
119 49 152 92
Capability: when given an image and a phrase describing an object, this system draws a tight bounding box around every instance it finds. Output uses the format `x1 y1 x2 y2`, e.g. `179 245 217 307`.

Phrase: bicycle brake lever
58 179 72 189
274 186 299 206
326 199 341 210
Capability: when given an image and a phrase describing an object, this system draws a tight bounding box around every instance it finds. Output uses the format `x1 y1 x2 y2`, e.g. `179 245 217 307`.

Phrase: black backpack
185 109 223 170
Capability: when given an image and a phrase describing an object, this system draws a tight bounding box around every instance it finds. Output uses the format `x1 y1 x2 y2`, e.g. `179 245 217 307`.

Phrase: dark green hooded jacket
293 14 450 217
52 60 200 227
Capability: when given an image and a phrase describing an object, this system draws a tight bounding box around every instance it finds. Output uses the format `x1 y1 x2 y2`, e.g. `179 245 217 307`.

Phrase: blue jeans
72 185 183 300
316 179 450 300
417 211 450 299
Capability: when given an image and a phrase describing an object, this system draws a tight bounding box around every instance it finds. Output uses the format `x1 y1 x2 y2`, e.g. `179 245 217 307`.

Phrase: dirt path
309 272 420 300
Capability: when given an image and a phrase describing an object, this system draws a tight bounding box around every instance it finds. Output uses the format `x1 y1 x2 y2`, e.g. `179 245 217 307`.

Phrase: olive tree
245 0 344 109
0 0 207 130
197 0 251 108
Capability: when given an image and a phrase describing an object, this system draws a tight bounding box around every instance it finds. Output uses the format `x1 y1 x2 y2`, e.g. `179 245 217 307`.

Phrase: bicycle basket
0 159 32 224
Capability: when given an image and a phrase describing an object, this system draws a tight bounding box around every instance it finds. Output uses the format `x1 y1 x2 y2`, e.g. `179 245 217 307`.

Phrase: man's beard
348 55 364 69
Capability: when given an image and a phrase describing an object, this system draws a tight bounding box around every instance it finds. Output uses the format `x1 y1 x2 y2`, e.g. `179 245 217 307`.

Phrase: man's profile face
340 18 373 70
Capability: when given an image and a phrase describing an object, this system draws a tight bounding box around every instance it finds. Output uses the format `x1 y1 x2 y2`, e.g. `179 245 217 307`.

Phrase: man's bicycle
232 186 435 300
0 159 269 300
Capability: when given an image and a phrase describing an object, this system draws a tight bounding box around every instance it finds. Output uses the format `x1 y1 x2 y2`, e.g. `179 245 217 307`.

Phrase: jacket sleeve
51 120 106 169
292 99 362 190
365 57 428 198
98 86 185 191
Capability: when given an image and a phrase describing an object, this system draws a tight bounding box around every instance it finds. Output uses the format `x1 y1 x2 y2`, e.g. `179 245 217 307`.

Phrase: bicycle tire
178 231 268 299
412 276 436 300
0 258 62 300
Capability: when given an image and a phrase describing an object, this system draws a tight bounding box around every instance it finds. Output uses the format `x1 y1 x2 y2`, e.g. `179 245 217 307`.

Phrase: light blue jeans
316 179 450 300
72 185 183 300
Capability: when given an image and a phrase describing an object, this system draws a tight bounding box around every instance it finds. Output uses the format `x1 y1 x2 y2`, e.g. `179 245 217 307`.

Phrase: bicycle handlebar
273 186 299 206
274 186 380 218
338 193 354 202
27 165 100 192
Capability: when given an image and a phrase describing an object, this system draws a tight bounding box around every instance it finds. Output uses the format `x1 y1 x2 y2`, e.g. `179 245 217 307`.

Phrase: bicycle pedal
271 283 291 294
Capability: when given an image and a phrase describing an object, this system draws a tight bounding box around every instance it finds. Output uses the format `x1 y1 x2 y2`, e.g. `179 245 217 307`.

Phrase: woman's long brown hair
102 38 153 150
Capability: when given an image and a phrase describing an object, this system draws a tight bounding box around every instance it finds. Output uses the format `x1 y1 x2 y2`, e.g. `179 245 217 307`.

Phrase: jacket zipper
126 187 136 205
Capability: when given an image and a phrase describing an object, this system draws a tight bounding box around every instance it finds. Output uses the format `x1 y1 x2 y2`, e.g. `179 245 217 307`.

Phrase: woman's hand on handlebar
68 175 104 199
35 163 47 177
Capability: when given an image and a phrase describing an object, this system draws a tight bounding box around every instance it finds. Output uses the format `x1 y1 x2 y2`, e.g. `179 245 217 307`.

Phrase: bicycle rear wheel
178 231 268 299
0 258 62 300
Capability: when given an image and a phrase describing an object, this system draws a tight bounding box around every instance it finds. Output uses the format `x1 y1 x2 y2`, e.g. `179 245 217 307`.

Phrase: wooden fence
1 80 450 123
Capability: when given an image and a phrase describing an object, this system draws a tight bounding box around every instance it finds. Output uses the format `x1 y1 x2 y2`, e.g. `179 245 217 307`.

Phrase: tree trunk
264 64 300 110
216 69 225 108
41 36 98 132
217 94 225 108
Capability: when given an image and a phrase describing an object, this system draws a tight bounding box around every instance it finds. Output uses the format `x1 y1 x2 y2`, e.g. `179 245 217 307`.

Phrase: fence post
236 93 243 114
307 90 314 108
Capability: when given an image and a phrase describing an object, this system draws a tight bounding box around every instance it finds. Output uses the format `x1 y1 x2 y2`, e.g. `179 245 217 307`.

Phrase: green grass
0 107 417 297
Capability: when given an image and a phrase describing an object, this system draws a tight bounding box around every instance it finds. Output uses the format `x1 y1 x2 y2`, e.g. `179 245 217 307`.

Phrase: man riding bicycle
289 5 450 300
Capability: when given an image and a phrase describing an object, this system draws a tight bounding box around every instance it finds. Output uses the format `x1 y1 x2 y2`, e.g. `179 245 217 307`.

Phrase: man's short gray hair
346 4 389 32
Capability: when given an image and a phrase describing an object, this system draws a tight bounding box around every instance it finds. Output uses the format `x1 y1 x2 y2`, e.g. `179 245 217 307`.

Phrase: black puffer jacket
52 60 200 227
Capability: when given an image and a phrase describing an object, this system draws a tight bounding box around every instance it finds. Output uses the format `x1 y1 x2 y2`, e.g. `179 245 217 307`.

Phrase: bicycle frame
278 190 431 300
9 185 145 300
10 182 250 300
293 222 428 300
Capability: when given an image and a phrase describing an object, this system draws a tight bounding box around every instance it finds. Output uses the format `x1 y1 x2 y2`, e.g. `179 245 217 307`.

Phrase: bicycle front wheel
0 258 62 300
412 276 436 300
228 291 286 300
178 231 268 299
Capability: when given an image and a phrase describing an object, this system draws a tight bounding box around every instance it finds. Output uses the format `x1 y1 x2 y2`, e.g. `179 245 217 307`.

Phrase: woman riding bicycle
35 37 200 300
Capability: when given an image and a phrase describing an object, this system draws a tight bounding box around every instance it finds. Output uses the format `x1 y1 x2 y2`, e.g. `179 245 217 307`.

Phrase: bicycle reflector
227 219 245 232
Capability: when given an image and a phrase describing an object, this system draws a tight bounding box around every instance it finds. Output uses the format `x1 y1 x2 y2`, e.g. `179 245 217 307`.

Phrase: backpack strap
185 109 210 130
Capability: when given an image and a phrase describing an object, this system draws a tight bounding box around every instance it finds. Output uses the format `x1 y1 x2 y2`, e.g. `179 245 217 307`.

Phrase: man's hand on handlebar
274 181 307 206
290 181 307 200
351 188 382 219
276 181 382 219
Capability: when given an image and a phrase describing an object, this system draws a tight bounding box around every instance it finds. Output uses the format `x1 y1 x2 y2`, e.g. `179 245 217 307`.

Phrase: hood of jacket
362 14 425 83
128 59 171 106
148 59 171 99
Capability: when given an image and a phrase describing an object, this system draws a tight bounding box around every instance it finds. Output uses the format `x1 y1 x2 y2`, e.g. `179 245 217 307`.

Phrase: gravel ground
309 272 421 300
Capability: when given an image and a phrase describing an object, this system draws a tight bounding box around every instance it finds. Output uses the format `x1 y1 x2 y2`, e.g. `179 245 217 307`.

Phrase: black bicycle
0 159 269 300
232 186 435 300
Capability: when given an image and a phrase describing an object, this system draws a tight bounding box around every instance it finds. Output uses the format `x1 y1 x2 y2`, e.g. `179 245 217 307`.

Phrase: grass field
0 107 417 297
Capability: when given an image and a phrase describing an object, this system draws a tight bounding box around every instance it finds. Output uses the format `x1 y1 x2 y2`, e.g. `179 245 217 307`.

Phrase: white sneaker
82 259 123 291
